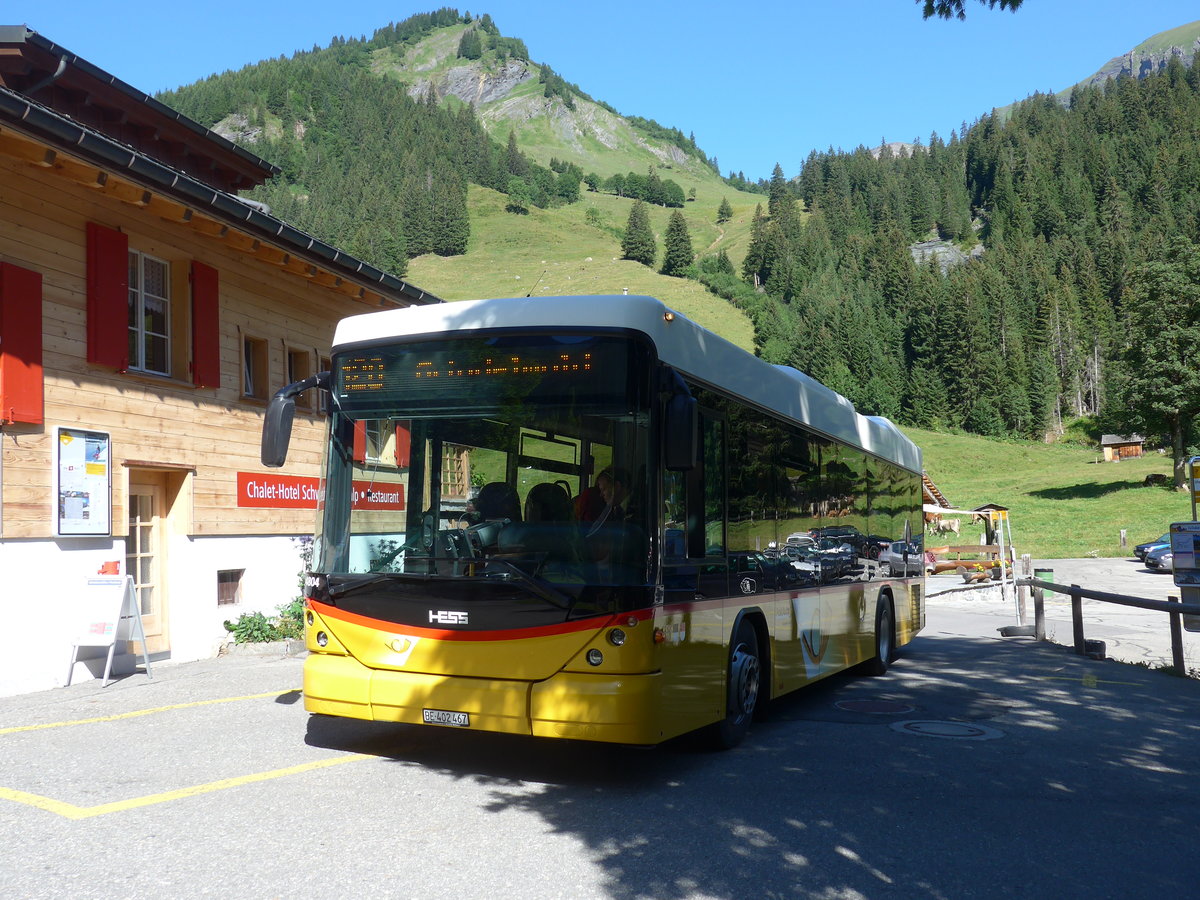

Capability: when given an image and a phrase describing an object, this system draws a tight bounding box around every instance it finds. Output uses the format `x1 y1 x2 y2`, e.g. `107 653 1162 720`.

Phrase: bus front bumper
303 653 665 745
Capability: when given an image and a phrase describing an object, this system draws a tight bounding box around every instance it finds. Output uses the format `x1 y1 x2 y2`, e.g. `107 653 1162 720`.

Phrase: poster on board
56 427 112 536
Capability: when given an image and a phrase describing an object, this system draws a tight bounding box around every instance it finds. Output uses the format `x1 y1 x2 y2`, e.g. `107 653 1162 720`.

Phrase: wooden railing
1015 575 1200 674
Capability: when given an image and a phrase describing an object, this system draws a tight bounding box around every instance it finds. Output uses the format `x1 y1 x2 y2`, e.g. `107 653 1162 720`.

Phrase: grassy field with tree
913 427 1184 559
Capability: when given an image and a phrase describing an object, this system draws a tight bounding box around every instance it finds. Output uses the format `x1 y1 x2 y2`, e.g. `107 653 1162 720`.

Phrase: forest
728 53 1200 472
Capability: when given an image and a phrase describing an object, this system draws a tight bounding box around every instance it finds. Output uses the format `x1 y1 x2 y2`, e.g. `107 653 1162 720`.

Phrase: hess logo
429 609 468 625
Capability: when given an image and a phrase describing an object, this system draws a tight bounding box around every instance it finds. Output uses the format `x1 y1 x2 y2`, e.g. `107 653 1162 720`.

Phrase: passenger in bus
574 483 605 522
588 467 630 532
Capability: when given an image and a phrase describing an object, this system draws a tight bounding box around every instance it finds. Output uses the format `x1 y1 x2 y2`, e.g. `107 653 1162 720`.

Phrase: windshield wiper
325 559 575 610
326 572 404 598
477 558 576 611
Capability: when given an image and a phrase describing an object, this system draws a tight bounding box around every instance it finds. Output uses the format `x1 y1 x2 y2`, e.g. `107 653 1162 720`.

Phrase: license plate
422 708 470 727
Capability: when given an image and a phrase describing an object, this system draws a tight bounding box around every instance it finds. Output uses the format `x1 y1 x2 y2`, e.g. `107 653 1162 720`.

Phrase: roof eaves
2 25 279 180
0 84 440 306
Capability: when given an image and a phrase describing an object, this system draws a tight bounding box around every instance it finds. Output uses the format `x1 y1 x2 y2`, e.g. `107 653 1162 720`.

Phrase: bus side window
663 469 686 561
686 412 725 558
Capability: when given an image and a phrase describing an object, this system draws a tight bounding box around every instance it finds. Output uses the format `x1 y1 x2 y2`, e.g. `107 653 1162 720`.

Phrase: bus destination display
334 336 630 407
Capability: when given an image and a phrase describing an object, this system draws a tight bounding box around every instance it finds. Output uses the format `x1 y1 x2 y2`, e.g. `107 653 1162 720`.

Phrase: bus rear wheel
711 621 761 749
863 597 894 676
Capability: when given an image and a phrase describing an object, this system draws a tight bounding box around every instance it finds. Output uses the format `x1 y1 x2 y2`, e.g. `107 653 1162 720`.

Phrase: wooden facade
0 27 437 694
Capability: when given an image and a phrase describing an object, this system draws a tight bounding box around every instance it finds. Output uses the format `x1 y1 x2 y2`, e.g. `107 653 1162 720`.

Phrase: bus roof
332 294 921 472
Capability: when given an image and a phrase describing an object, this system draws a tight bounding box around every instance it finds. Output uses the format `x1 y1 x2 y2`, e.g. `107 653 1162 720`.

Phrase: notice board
55 427 111 536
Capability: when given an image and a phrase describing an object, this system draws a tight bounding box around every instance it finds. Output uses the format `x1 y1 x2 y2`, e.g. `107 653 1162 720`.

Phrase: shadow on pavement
304 627 1200 899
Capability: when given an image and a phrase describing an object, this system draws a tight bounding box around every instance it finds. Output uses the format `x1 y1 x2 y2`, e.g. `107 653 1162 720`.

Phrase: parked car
877 541 926 576
815 538 854 577
860 535 893 560
783 542 821 576
810 525 866 557
785 533 816 550
1135 533 1171 561
1145 544 1174 572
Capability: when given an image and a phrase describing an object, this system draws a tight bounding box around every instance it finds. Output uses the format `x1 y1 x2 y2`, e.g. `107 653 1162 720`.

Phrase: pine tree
660 210 694 277
621 200 656 266
505 130 529 178
457 29 482 60
741 204 769 286
716 197 733 224
1113 235 1200 487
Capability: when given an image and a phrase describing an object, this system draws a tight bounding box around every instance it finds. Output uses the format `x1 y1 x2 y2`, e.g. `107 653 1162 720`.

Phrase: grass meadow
912 427 1186 559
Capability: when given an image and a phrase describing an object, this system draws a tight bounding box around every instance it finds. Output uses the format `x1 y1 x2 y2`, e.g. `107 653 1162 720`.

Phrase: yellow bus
262 295 924 747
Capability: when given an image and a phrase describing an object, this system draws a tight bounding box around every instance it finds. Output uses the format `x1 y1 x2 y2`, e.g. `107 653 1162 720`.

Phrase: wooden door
126 473 168 654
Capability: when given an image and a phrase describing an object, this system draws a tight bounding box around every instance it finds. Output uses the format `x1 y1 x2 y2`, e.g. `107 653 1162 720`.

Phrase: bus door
658 408 727 734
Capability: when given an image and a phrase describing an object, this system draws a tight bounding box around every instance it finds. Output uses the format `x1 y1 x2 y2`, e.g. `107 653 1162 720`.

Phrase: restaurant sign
236 473 404 510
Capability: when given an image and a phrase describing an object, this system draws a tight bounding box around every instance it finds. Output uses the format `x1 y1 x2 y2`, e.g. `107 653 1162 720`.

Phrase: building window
288 348 314 409
128 251 171 375
217 569 244 605
242 336 269 400
318 356 331 413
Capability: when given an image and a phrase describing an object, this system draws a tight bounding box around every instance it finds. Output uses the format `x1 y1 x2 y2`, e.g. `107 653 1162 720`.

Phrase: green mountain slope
160 10 766 341
406 184 757 350
363 16 768 305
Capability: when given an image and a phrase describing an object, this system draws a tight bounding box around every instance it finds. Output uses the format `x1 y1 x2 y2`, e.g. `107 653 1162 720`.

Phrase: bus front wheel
711 621 761 749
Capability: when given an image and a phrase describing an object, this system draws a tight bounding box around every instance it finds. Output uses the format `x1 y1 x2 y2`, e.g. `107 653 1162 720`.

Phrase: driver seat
475 482 521 522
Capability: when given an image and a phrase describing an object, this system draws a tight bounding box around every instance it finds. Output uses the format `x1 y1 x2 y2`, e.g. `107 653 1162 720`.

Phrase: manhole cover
891 720 1005 741
834 699 916 715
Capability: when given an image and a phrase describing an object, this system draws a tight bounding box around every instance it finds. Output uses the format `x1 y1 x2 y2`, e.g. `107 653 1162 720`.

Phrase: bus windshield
312 332 653 595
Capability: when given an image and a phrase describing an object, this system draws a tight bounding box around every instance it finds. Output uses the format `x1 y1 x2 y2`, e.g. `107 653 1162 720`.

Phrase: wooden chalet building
0 27 438 695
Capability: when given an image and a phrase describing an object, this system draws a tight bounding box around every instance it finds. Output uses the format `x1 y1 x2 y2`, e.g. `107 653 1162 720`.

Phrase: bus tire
711 620 761 749
863 596 894 676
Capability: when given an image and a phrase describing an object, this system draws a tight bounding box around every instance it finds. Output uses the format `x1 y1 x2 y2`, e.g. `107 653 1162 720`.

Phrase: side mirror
261 372 329 467
665 393 698 471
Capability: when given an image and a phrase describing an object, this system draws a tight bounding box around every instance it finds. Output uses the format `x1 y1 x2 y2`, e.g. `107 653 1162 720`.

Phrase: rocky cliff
1074 32 1200 91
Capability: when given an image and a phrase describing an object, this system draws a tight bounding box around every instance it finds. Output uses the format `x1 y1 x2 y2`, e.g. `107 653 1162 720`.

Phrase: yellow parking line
0 690 299 736
0 754 368 819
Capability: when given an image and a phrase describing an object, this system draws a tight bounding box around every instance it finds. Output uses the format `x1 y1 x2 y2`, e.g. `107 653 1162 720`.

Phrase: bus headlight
586 649 604 666
607 628 627 646
316 631 329 648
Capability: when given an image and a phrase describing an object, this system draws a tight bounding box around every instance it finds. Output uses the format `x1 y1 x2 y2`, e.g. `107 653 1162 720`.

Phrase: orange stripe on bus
310 598 653 641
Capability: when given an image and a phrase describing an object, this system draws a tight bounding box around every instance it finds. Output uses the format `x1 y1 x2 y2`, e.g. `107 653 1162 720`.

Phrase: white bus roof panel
332 295 921 472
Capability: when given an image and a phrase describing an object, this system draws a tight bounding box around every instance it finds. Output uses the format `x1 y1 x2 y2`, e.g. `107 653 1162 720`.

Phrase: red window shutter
394 422 411 468
353 421 367 462
190 261 221 387
0 262 44 425
85 222 129 369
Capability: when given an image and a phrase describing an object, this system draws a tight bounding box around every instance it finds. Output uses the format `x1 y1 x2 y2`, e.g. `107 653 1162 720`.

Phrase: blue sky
12 1 1200 181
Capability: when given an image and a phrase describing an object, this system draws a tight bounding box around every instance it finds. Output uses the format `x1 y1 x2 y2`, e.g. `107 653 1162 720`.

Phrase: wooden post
1017 554 1031 625
1071 585 1085 654
1168 595 1185 675
1032 567 1052 641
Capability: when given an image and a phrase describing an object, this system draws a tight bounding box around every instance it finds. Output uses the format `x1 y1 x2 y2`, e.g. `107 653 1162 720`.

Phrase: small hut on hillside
1100 434 1144 462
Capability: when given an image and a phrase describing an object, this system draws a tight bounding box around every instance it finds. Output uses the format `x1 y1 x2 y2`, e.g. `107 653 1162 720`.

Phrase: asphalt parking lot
1 558 1197 899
